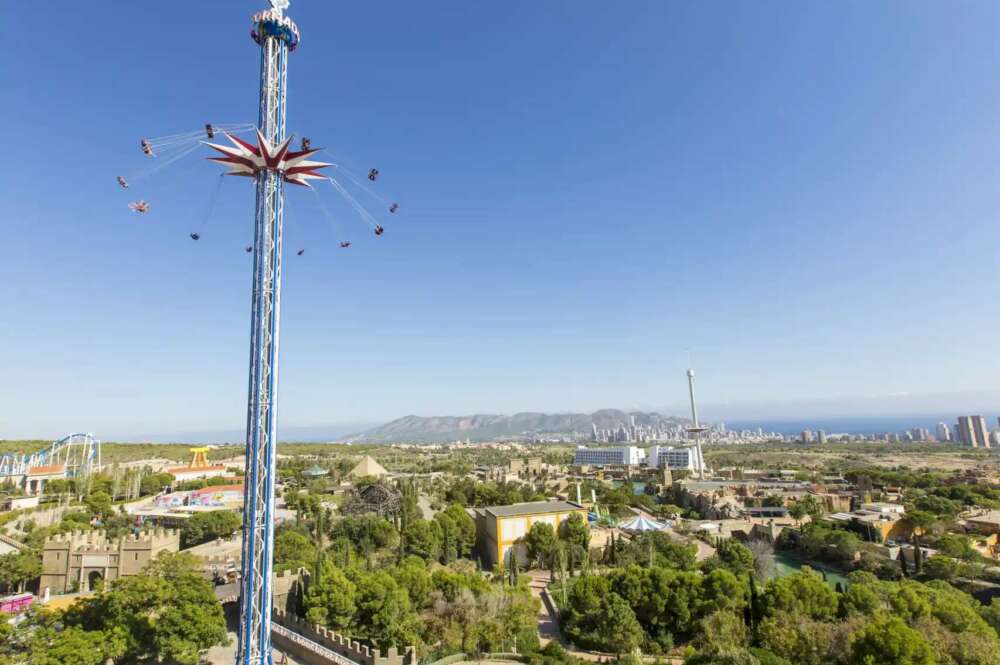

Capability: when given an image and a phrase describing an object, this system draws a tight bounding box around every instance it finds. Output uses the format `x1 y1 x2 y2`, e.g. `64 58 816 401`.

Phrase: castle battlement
41 527 181 594
47 528 179 550
273 610 415 665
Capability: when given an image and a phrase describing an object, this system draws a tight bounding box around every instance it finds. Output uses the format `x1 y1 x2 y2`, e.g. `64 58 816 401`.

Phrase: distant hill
345 409 689 443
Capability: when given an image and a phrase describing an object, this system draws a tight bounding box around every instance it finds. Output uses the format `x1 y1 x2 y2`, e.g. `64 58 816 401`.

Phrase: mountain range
346 409 690 443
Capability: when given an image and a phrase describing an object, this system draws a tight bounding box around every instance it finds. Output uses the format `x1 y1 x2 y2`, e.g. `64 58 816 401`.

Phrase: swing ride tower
238 1 299 663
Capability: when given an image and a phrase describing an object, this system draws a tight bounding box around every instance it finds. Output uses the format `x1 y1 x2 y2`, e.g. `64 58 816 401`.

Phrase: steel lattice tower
238 2 300 663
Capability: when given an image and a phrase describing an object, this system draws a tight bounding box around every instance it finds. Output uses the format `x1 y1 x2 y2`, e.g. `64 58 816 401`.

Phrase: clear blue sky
4 1 1000 439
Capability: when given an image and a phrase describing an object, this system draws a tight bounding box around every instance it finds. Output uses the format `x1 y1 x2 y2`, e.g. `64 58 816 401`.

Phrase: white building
860 502 906 517
646 445 705 473
574 446 645 466
936 422 952 442
2 496 40 512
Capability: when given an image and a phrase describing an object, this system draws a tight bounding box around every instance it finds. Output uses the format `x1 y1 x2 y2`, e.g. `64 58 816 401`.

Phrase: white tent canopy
620 515 665 532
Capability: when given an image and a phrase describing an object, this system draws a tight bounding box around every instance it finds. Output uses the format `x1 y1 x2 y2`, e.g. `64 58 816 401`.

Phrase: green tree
979 597 1000 634
904 510 938 542
849 615 937 665
839 582 881 617
401 519 442 562
390 556 433 609
627 531 698 570
598 593 644 656
139 472 176 496
923 555 960 581
524 521 557 570
788 503 807 526
559 513 590 552
757 613 846 665
934 534 978 562
437 503 476 559
85 491 112 518
0 550 42 592
700 568 749 615
707 540 755 578
609 564 706 645
303 560 357 628
180 510 241 548
696 609 750 653
760 568 837 621
63 552 227 665
28 624 126 665
562 575 635 652
685 648 762 665
351 571 421 650
43 478 73 496
331 515 399 553
273 529 317 573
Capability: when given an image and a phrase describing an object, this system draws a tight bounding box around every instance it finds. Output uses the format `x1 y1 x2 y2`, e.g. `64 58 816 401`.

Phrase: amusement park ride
0 433 101 480
237 4 301 662
115 2 401 663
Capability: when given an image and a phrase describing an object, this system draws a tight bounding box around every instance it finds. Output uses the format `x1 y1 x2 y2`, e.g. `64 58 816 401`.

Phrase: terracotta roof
166 464 227 474
27 464 65 476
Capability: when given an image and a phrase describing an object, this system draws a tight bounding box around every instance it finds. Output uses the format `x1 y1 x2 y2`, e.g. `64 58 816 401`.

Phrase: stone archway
86 570 103 592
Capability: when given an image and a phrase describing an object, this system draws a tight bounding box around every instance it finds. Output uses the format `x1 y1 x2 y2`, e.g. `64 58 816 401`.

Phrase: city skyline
6 2 1000 439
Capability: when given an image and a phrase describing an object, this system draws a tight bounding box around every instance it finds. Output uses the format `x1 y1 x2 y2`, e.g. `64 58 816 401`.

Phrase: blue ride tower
238 1 300 663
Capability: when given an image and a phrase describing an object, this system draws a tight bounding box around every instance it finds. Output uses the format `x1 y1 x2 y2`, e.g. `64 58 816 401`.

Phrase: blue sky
4 1 1000 439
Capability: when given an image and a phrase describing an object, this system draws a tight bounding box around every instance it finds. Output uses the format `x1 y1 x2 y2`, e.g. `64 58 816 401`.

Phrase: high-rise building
647 445 705 473
573 446 646 466
956 416 990 448
817 430 827 444
909 427 930 442
801 430 814 444
936 422 952 442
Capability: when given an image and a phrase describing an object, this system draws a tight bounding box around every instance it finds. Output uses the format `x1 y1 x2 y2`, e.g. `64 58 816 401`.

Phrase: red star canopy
205 129 331 187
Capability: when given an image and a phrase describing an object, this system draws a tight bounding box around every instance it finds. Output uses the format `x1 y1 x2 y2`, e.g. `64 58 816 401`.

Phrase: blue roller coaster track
0 433 101 478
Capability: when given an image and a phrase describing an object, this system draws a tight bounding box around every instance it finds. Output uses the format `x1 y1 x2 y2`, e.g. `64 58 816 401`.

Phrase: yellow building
474 500 588 568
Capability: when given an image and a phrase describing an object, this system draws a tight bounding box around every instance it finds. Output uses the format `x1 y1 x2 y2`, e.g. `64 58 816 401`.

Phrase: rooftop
27 464 65 476
967 510 1000 525
485 501 585 518
166 464 227 473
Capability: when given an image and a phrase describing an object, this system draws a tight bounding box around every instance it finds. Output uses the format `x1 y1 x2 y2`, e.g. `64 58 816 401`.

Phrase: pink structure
0 592 33 615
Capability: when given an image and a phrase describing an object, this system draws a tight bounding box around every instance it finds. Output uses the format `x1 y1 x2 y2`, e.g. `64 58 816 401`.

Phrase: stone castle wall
41 528 180 593
272 610 415 665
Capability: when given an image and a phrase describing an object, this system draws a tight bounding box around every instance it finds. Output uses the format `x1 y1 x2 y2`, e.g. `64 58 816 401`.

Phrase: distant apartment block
957 416 990 448
574 445 645 467
936 422 952 442
646 445 705 473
